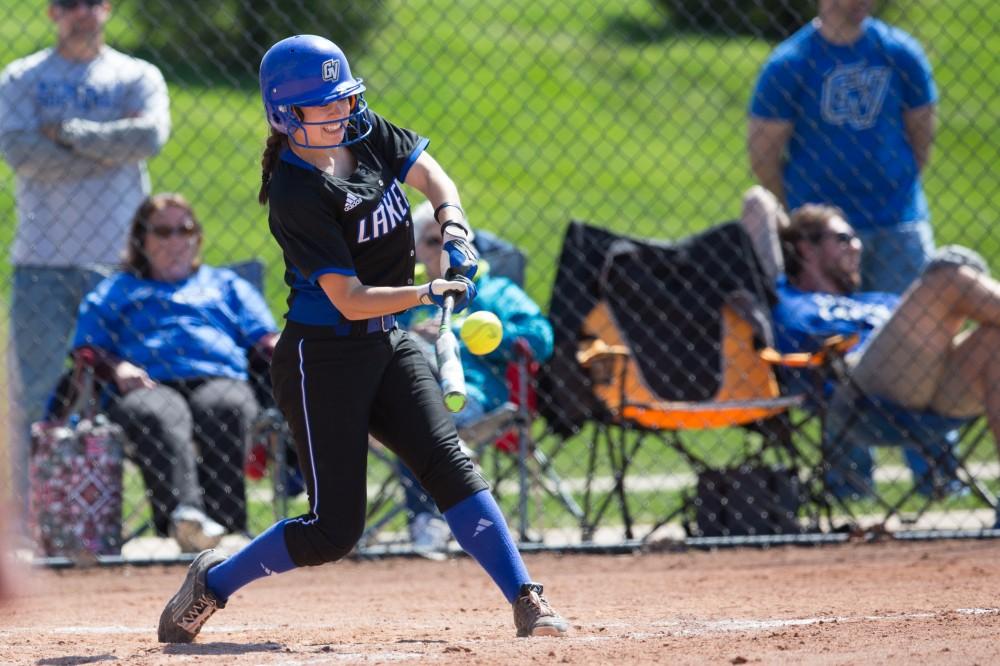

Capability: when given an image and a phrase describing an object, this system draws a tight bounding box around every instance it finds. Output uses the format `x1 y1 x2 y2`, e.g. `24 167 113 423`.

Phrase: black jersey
267 111 429 326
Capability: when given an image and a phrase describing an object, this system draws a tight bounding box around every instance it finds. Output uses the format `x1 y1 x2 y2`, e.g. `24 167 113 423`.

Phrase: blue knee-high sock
206 519 296 601
443 489 530 603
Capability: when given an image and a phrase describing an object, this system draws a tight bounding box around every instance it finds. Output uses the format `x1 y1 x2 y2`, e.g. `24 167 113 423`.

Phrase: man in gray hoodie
0 0 171 504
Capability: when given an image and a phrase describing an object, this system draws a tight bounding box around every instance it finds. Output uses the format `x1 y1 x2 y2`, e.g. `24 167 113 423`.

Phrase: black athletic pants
271 321 488 567
106 377 258 535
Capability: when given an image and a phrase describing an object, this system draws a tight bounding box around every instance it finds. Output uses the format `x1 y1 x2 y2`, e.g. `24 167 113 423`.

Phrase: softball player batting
158 34 568 642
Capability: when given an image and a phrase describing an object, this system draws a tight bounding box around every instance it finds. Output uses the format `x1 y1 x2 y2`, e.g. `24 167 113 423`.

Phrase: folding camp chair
541 221 829 542
802 357 998 529
354 230 582 549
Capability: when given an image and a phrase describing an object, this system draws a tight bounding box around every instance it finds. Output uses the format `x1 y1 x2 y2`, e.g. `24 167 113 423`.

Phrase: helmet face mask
260 35 374 149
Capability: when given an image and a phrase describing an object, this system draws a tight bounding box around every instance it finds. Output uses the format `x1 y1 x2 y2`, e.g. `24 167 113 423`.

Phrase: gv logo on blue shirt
821 62 891 131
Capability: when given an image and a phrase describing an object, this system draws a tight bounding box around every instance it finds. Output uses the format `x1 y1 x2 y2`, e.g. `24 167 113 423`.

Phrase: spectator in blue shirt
72 193 279 551
742 188 1000 518
748 0 938 294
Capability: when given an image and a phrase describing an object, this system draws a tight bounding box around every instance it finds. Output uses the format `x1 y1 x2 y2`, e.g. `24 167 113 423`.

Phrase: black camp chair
540 221 832 542
542 221 999 541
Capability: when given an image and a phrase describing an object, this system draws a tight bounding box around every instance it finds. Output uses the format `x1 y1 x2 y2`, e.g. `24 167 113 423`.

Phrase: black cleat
512 582 569 637
157 549 227 643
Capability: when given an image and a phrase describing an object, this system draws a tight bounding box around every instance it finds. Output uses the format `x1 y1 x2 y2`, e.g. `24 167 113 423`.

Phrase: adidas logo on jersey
473 518 494 537
344 192 362 212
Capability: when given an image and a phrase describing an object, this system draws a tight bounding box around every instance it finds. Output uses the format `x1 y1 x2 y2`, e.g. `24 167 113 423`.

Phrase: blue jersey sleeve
890 29 937 109
749 50 801 120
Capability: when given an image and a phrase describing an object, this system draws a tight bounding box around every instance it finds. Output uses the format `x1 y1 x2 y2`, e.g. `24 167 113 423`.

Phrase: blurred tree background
0 0 995 313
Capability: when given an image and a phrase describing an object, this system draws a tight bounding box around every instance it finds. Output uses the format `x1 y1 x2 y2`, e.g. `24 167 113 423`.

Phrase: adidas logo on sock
473 518 494 537
344 192 362 212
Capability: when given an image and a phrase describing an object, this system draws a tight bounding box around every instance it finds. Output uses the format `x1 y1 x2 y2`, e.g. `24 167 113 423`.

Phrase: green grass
1 0 997 311
113 410 996 541
3 0 998 534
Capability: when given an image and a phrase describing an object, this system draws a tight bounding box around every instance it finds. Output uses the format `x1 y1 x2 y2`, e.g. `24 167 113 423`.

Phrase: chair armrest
71 346 119 383
759 333 860 368
457 403 519 445
576 338 630 388
512 336 533 360
759 347 824 368
576 338 630 367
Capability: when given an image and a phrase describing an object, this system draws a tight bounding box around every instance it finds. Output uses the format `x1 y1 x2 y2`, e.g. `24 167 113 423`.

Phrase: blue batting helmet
259 35 373 148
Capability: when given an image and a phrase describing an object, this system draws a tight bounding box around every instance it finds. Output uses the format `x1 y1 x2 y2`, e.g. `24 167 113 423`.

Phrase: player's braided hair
259 128 289 205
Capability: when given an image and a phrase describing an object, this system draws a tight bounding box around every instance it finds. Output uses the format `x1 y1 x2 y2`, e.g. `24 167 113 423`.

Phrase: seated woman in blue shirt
72 193 279 551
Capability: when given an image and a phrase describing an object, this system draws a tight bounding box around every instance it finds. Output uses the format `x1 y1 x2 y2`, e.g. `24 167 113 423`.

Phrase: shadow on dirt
161 641 284 656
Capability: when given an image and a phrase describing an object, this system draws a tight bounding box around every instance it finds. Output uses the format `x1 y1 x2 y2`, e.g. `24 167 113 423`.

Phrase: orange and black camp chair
541 221 827 541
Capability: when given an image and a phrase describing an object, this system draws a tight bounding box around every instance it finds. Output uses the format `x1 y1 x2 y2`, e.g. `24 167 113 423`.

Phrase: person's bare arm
404 152 462 220
53 65 171 165
747 116 793 207
404 151 473 236
317 273 469 320
111 360 156 394
739 185 785 285
318 274 422 320
903 103 936 171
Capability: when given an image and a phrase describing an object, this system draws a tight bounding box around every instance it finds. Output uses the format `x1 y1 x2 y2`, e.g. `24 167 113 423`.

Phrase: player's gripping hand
418 275 477 312
439 221 478 280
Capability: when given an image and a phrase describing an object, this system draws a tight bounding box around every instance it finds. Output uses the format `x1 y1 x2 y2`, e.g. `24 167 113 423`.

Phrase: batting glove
418 275 477 312
439 221 478 280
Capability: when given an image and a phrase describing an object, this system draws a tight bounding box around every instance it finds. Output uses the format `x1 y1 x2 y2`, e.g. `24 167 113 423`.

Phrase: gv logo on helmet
321 59 340 82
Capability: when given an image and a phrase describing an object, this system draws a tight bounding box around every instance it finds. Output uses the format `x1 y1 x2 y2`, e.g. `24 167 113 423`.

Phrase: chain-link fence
1 0 997 563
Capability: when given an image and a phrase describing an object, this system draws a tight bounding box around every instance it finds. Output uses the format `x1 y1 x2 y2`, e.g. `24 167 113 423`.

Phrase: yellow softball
460 310 503 356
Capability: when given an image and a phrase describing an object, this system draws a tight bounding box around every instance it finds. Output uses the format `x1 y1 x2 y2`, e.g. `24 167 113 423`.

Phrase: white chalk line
3 607 998 640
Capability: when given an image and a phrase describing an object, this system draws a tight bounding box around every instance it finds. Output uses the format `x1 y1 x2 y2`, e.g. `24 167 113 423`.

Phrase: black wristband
440 220 466 236
434 202 465 225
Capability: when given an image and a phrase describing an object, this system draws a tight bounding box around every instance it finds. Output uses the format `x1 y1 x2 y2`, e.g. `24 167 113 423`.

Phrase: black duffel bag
693 465 803 537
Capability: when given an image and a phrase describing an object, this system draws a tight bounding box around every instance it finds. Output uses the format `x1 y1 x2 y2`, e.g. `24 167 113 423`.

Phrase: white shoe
410 512 450 560
169 505 226 553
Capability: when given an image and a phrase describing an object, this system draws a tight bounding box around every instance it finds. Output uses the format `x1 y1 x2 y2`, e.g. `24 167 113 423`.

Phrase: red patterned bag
28 365 124 560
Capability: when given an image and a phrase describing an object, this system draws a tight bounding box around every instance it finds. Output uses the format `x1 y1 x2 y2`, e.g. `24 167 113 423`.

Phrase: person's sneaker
169 505 226 553
512 582 569 637
157 549 227 643
410 512 450 561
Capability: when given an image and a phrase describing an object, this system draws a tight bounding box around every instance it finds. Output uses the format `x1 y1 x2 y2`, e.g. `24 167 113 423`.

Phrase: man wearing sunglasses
0 0 171 507
742 187 1000 524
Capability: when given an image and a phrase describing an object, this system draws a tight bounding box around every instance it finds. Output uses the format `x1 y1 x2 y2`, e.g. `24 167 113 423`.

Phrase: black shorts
270 321 488 566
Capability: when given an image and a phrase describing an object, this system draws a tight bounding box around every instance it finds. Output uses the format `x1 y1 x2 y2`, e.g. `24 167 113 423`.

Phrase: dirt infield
2 539 999 665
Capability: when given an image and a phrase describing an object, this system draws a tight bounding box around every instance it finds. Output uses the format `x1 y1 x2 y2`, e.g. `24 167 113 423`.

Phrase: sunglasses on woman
149 223 199 239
